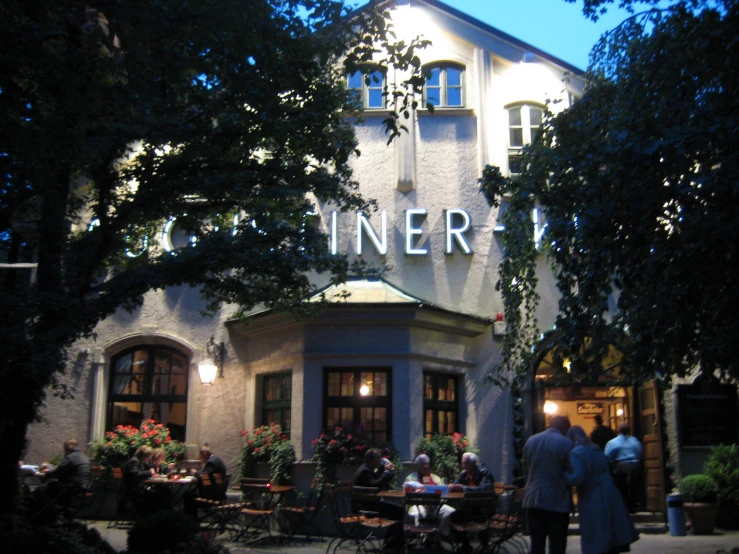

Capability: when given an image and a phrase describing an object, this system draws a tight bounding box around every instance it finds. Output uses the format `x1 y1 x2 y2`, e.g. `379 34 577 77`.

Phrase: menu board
677 383 738 448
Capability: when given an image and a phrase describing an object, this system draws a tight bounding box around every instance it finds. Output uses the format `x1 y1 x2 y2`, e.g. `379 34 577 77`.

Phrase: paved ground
90 522 739 554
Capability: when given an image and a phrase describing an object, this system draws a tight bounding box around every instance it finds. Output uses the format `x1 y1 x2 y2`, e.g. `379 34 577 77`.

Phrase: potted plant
238 423 295 485
704 444 739 530
679 474 719 534
416 432 478 484
92 420 187 472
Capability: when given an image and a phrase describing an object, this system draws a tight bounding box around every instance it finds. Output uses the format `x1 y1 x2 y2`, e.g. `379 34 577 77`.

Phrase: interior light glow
543 401 558 415
360 384 370 396
616 408 624 416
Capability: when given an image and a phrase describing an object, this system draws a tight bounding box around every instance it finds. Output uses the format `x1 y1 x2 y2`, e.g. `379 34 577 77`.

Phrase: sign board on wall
576 402 604 415
678 383 739 448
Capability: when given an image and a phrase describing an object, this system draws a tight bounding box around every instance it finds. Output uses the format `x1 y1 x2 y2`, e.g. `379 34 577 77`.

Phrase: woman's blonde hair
152 447 166 461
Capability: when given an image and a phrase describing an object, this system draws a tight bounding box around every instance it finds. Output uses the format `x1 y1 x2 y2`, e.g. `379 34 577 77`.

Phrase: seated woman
148 447 172 476
123 445 165 516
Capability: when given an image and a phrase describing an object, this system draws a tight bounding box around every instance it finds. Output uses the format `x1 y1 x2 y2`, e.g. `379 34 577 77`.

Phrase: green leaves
483 0 739 386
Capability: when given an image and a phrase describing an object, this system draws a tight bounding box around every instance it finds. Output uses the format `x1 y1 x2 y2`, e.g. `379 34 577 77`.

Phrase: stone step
570 511 665 524
568 522 667 535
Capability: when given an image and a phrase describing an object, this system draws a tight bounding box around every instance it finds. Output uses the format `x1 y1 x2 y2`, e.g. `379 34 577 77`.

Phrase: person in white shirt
605 423 643 513
404 454 455 535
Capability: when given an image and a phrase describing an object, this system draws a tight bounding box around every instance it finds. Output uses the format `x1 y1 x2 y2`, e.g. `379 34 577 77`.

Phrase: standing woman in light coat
565 425 639 554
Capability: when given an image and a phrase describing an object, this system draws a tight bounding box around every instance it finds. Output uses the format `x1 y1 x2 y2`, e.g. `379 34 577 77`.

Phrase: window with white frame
424 63 465 108
347 68 386 109
507 104 544 174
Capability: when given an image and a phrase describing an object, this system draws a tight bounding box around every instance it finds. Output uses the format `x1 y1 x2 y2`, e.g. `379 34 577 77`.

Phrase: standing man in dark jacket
39 438 91 509
523 415 573 554
590 414 616 451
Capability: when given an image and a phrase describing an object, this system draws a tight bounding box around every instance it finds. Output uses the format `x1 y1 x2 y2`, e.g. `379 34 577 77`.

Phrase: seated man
449 453 494 492
184 443 228 518
38 438 91 511
404 454 455 535
449 453 495 551
353 448 404 549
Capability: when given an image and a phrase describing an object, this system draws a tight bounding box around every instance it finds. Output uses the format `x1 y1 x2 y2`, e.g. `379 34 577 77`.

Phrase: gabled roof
311 276 422 304
357 0 584 75
227 276 492 325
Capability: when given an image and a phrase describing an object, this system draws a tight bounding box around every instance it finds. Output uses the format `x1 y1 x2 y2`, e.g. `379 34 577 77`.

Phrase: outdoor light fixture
197 337 225 385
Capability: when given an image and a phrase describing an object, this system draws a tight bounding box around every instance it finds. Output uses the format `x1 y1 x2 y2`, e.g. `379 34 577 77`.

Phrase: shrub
92 419 188 470
680 474 719 503
125 510 199 554
238 423 295 484
0 516 116 554
416 432 478 483
704 444 739 506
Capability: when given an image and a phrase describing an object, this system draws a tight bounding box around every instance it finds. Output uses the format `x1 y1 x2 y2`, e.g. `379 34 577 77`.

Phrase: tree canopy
0 0 428 513
481 0 739 386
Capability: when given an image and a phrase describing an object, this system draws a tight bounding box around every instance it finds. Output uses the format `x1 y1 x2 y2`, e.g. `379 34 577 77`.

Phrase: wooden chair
403 491 443 553
108 467 133 529
488 488 526 554
451 491 496 553
353 486 401 554
325 481 366 554
279 477 322 541
238 483 276 543
198 473 248 539
69 465 104 521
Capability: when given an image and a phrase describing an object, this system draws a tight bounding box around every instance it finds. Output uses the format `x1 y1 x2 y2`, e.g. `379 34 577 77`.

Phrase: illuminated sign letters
329 208 474 256
405 208 428 255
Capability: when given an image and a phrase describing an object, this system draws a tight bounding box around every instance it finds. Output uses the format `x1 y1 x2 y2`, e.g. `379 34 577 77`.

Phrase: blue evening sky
350 0 646 71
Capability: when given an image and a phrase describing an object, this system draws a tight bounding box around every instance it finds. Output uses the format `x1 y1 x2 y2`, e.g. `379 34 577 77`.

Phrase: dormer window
347 68 386 109
507 104 543 174
424 63 465 108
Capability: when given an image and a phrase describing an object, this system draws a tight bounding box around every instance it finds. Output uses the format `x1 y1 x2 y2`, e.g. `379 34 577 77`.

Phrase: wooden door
639 380 666 512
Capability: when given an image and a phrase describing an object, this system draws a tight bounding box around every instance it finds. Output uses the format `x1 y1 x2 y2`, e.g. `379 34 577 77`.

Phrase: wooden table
379 490 467 502
144 477 198 509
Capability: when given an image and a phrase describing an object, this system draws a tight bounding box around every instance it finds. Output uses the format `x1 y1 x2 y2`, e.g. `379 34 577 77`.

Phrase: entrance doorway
529 341 666 513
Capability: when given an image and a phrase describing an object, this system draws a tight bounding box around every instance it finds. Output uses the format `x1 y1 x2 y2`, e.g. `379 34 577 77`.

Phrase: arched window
347 67 386 109
507 103 543 174
107 345 189 442
423 63 465 108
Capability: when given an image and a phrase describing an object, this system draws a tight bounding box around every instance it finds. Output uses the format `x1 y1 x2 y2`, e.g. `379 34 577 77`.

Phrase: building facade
25 0 736 507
